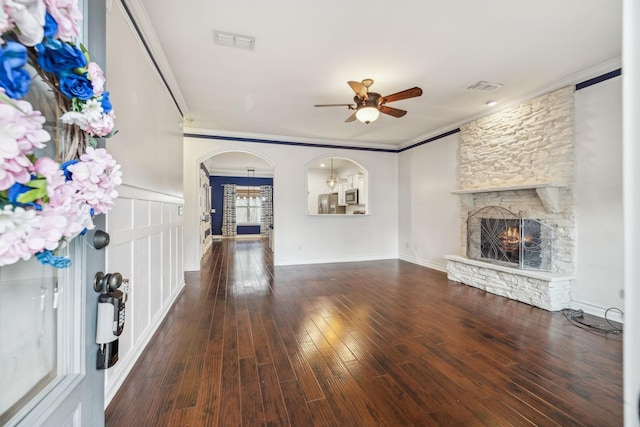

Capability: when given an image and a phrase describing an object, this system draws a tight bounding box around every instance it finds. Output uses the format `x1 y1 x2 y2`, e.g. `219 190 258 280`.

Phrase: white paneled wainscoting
103 185 185 405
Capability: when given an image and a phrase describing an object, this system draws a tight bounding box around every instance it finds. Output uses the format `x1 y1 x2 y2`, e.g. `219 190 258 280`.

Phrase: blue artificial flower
7 182 42 210
101 91 112 113
59 72 94 100
36 250 72 268
61 159 79 180
36 40 87 74
0 41 31 99
43 12 59 39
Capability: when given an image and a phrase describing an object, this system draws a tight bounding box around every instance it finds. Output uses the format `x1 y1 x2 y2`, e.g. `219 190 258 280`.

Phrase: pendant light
326 158 337 190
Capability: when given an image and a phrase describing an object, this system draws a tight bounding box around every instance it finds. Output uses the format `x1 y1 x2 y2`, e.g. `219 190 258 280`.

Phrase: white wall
574 76 624 315
183 137 398 269
103 3 185 405
105 6 183 198
398 133 461 271
623 0 640 424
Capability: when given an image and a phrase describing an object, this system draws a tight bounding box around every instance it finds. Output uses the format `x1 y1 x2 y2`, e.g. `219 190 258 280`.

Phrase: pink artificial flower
33 156 65 199
0 97 50 154
13 99 50 153
41 202 91 240
25 209 66 251
87 62 105 96
0 205 43 266
4 0 46 46
86 110 116 137
67 147 122 215
0 155 32 190
0 97 51 190
43 0 81 41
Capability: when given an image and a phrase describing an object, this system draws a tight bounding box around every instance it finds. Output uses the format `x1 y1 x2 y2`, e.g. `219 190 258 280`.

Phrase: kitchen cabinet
356 174 367 206
337 181 347 206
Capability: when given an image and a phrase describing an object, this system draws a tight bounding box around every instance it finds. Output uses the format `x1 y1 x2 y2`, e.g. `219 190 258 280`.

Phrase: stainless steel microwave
345 188 359 205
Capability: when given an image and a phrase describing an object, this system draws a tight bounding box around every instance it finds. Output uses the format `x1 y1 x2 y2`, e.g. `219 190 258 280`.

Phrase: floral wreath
0 0 122 268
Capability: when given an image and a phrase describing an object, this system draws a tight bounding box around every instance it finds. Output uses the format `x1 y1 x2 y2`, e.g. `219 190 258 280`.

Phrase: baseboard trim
569 299 624 324
274 254 397 267
398 255 448 273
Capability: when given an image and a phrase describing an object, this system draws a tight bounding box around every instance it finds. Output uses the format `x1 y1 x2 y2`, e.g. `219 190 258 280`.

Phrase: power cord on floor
561 307 623 335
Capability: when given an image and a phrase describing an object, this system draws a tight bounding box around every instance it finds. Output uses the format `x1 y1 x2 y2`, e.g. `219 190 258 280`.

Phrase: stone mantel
451 182 567 213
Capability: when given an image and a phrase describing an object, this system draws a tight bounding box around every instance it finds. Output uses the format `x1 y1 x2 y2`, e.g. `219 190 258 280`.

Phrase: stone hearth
446 255 572 311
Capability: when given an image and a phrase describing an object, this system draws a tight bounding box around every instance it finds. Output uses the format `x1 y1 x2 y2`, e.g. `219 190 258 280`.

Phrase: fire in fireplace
479 218 542 268
467 206 552 271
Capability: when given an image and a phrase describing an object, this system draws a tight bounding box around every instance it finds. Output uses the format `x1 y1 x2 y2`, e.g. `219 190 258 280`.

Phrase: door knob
86 229 110 250
94 271 128 293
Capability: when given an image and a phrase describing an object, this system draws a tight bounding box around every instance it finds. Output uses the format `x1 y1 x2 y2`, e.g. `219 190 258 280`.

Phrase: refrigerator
318 193 344 214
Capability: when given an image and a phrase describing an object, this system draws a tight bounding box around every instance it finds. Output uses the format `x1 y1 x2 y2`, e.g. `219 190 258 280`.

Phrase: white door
0 2 109 425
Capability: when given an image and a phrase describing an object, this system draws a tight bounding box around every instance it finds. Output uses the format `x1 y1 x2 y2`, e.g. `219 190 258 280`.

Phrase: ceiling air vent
213 30 255 51
467 81 503 92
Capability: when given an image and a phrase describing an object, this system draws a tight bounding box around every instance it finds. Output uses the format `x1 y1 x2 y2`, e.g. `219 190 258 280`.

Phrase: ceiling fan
314 79 423 124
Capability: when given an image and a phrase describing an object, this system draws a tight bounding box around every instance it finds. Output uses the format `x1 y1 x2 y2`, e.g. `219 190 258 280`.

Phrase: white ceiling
135 0 621 150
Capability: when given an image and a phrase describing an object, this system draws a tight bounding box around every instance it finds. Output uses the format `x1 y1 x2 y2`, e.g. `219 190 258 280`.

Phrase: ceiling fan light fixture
356 106 380 124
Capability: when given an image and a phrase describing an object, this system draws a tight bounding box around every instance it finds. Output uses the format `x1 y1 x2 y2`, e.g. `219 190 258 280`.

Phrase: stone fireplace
446 86 576 311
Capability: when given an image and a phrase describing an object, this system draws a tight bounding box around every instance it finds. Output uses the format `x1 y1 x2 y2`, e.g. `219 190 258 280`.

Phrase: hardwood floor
105 238 623 426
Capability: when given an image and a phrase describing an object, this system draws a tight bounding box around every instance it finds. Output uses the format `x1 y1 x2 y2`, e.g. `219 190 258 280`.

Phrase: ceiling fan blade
314 103 355 107
379 105 407 118
381 87 423 104
347 81 369 100
345 112 357 122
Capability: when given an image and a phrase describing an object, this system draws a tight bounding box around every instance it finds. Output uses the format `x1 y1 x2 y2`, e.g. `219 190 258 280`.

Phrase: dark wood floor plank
239 357 266 427
218 287 242 427
257 362 290 426
106 238 623 427
261 314 297 382
236 307 255 359
277 323 325 402
305 344 381 427
280 380 315 427
306 398 340 427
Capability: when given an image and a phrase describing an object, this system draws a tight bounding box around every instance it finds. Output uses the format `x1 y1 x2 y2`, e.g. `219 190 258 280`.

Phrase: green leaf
17 187 47 204
27 178 47 189
79 43 91 62
71 97 84 112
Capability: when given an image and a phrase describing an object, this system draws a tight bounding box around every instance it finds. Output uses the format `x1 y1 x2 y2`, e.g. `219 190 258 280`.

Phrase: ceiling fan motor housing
355 92 381 109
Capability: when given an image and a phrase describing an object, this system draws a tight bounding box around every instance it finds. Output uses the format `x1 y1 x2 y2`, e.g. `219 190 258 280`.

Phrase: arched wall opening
199 150 275 253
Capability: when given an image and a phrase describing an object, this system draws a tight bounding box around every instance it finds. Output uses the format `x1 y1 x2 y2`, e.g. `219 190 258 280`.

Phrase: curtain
260 185 273 236
222 184 237 237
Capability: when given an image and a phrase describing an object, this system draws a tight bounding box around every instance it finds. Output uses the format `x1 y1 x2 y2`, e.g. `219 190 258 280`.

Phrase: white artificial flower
61 110 89 129
4 0 46 46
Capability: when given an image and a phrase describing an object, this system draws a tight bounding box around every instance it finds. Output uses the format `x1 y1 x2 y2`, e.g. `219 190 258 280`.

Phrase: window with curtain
236 187 262 224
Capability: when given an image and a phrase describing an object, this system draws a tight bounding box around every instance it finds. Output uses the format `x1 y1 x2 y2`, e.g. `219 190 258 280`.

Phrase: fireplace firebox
467 206 552 271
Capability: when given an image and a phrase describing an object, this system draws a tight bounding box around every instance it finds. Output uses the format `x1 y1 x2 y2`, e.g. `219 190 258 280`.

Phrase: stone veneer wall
458 86 576 274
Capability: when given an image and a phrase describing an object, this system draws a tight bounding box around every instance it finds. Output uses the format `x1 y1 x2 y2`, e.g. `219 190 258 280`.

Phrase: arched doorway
199 151 275 256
